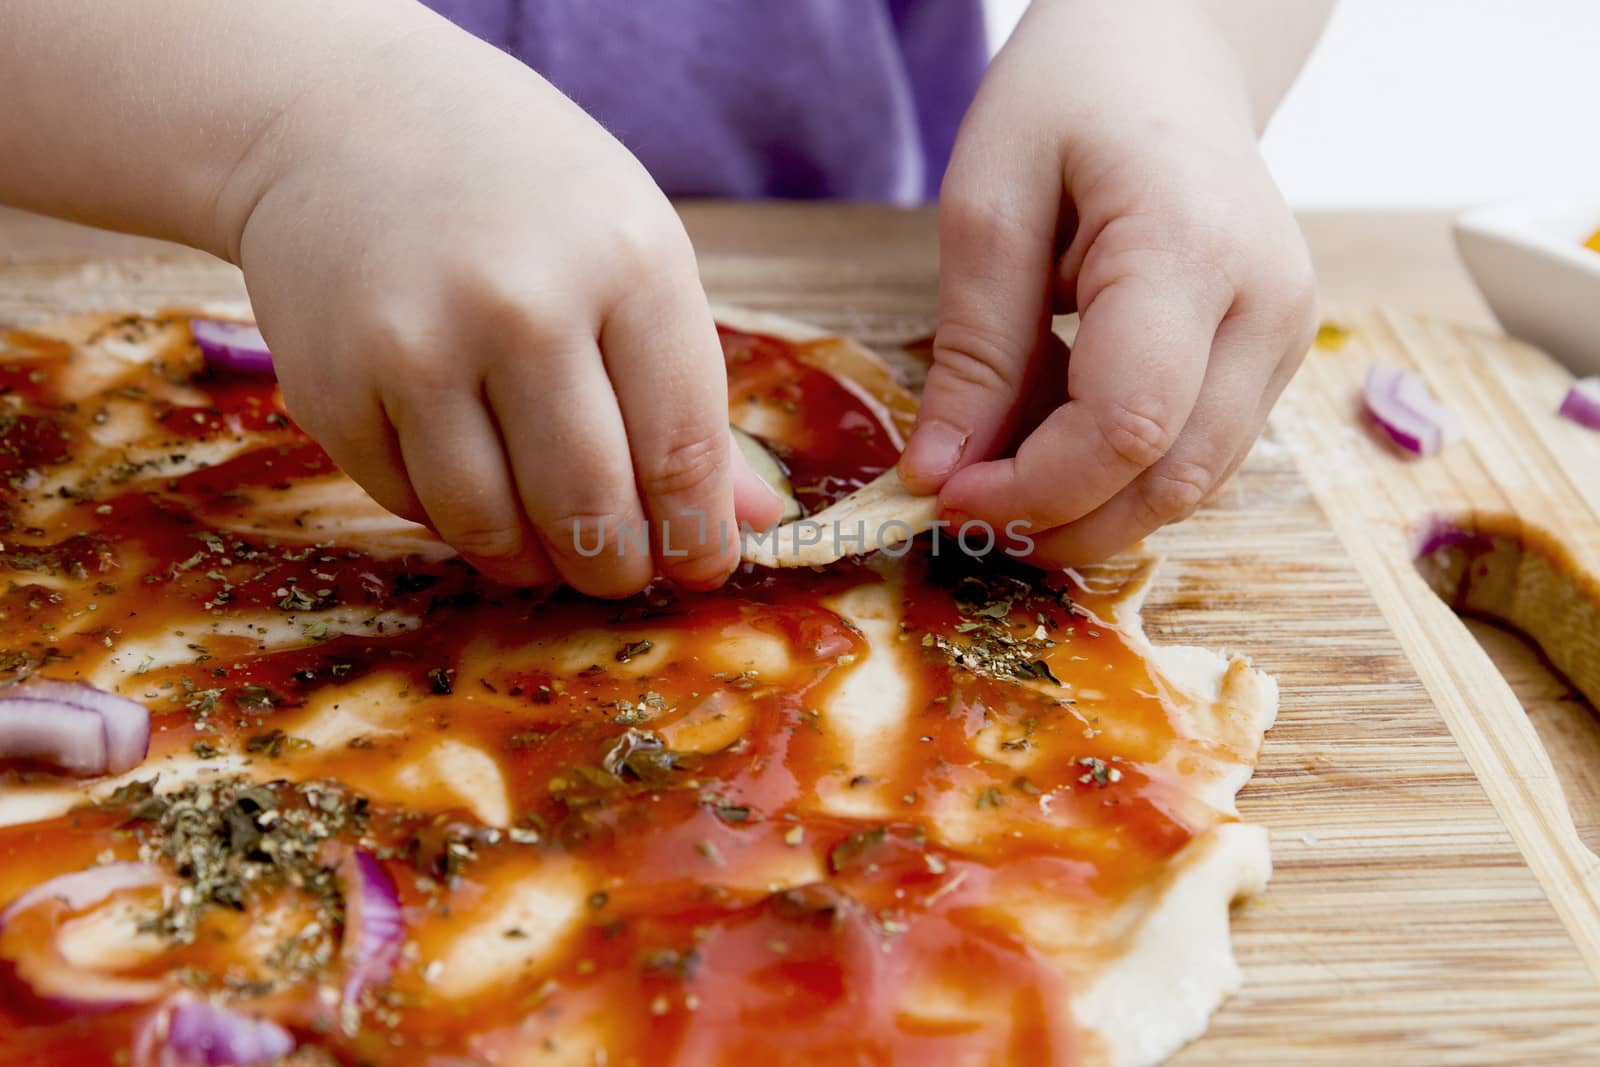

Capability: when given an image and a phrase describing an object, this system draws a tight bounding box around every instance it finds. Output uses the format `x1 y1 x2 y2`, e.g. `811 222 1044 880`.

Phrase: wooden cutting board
2 221 1599 1064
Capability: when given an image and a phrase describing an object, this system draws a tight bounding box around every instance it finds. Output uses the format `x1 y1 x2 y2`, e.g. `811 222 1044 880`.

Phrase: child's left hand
898 0 1319 566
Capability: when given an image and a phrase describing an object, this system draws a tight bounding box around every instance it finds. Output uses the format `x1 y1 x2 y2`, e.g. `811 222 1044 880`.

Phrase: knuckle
1136 460 1215 525
459 280 565 354
937 187 1032 252
639 431 724 503
641 433 736 580
440 521 525 562
348 306 428 366
1247 231 1318 320
540 509 636 558
1147 188 1246 253
427 255 575 357
1107 207 1187 249
387 355 461 402
1084 207 1243 306
345 305 414 358
376 338 467 405
601 205 693 279
932 318 1025 396
1097 210 1205 267
1276 256 1321 352
1288 306 1320 362
1278 244 1318 307
1095 398 1177 471
938 187 997 234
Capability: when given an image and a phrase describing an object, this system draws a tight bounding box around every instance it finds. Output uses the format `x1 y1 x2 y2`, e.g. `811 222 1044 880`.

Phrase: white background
983 0 1600 210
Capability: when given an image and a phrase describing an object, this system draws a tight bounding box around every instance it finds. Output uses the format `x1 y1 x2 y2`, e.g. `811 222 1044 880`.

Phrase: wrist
212 9 469 266
1009 0 1261 143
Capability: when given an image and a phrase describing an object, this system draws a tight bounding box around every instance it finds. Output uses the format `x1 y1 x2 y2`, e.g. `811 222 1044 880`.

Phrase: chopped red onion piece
0 699 105 775
0 862 173 1011
0 679 150 776
1413 516 1478 558
1363 364 1462 456
1557 377 1600 430
190 318 274 377
339 850 404 1005
134 994 296 1067
7 679 150 773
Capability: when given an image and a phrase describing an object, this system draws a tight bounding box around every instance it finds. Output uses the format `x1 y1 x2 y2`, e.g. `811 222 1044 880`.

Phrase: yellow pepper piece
1585 227 1600 254
1314 321 1349 351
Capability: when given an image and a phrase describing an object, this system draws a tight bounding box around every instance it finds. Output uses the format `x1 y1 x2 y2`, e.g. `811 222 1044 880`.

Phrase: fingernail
901 420 969 483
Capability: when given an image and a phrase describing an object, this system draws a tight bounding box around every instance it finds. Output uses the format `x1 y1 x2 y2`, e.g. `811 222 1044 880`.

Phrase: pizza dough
0 307 1277 1067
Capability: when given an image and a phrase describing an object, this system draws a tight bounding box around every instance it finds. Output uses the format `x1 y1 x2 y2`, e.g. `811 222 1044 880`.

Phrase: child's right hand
219 25 781 597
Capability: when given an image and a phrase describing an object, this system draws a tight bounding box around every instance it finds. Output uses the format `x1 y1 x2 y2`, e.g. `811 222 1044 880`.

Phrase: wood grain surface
2 204 1598 1063
1280 307 1600 979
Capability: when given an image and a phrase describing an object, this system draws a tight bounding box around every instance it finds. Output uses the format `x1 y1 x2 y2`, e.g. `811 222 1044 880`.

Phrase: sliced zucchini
731 425 803 522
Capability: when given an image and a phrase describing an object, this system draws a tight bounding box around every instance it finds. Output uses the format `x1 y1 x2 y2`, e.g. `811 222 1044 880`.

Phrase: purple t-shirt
423 0 988 202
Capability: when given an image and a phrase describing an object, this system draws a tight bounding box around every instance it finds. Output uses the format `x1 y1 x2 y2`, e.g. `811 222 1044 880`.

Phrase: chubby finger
343 419 430 527
273 339 430 526
600 277 743 590
1002 329 1071 454
939 245 1231 531
898 102 1061 494
293 391 429 526
384 386 555 587
489 341 654 599
1020 310 1286 566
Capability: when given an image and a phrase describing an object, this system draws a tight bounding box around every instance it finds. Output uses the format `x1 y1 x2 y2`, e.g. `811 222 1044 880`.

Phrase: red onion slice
134 994 296 1067
1363 364 1462 456
0 862 174 1011
190 318 274 377
1558 377 1600 430
0 699 106 775
1412 515 1480 557
0 679 150 776
1 862 170 925
8 679 151 773
339 850 404 1005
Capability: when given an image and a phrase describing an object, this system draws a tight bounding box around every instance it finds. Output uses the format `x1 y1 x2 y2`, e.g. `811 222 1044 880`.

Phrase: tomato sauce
0 320 1200 1066
721 327 900 509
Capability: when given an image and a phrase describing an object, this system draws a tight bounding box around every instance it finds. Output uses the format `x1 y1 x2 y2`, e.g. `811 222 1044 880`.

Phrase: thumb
899 126 1060 494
